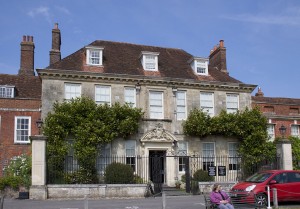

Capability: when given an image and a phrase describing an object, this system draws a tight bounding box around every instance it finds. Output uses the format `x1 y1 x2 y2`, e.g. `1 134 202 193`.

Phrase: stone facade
36 24 256 189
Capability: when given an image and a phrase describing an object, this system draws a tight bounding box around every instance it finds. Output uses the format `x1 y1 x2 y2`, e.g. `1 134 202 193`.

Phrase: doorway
149 150 166 193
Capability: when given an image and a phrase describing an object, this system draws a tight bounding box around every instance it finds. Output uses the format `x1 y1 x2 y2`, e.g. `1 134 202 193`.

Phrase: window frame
95 85 111 106
226 94 239 113
14 116 31 144
190 57 208 76
141 51 159 71
124 87 136 107
176 91 187 120
125 140 136 171
0 86 14 98
178 141 188 173
202 142 215 171
291 125 300 137
200 92 215 117
228 142 240 171
267 124 275 141
86 46 104 66
96 143 111 175
64 83 81 100
149 91 164 119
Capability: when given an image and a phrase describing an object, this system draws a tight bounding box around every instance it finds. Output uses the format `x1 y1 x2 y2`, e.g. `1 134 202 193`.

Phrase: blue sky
0 0 299 98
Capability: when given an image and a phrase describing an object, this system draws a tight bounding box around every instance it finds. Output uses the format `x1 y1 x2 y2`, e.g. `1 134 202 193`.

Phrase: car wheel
256 193 267 206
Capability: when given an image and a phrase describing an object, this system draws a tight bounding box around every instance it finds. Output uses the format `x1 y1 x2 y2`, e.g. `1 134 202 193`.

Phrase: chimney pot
54 23 58 29
19 35 35 76
219 40 224 48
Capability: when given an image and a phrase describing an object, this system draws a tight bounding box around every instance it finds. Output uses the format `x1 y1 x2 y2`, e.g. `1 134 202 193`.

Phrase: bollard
84 195 88 209
162 192 166 209
0 195 4 209
267 186 272 209
273 188 278 209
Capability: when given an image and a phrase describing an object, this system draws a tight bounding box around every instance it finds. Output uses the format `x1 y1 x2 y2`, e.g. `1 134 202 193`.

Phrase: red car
230 170 300 205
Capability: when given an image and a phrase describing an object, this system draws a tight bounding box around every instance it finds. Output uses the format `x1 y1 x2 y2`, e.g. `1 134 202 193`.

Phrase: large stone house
37 24 256 185
0 36 41 176
252 87 300 140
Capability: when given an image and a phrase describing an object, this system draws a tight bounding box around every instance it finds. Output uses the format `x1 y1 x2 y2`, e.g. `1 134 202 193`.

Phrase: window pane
149 91 163 119
200 92 214 116
226 94 239 113
65 83 81 100
15 117 30 143
291 125 299 137
125 87 136 107
89 50 100 65
125 140 136 171
178 141 187 172
95 86 111 105
176 91 186 120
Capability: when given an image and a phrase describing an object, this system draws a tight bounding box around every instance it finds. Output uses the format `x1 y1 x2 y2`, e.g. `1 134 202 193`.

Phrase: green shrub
2 154 31 189
64 168 98 184
133 175 144 184
0 176 23 191
191 169 214 194
105 162 134 184
193 169 214 182
181 174 186 183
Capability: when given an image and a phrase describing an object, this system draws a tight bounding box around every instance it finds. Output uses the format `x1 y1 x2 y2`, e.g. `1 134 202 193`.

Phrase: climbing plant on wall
43 97 143 183
289 136 300 170
183 107 277 168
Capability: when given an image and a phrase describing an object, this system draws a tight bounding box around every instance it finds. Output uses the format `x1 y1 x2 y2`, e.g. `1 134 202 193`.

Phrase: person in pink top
209 184 234 209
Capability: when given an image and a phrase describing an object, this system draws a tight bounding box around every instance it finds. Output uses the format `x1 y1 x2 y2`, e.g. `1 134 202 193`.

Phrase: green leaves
183 107 276 164
44 97 143 183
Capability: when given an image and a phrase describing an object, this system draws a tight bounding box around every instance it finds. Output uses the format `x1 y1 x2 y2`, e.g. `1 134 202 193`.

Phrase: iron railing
47 155 281 185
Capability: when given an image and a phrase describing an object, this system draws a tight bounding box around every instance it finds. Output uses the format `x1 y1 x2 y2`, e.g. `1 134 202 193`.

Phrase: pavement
2 194 300 209
2 195 206 209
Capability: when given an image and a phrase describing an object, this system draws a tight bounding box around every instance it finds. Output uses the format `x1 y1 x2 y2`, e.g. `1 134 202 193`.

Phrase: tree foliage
43 97 143 183
289 136 300 170
183 107 277 165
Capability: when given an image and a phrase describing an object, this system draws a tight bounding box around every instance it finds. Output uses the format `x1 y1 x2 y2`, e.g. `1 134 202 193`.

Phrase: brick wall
0 99 41 176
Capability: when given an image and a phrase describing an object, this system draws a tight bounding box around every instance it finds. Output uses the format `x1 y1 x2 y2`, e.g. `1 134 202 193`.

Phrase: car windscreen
245 172 273 183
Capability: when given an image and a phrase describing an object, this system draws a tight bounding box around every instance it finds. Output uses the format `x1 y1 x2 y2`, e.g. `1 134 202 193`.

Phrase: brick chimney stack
209 40 228 74
49 23 61 65
255 87 264 97
18 35 35 76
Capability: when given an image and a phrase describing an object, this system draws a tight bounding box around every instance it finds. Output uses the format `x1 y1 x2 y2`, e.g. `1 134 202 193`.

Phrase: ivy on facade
183 107 277 165
43 97 143 183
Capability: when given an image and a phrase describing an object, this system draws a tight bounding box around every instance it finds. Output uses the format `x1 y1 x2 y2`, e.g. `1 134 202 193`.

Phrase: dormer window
0 86 14 98
86 46 104 66
190 57 208 76
141 51 159 71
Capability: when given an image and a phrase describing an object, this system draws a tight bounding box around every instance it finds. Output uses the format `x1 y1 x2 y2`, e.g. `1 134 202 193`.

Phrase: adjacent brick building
0 35 41 176
252 87 300 140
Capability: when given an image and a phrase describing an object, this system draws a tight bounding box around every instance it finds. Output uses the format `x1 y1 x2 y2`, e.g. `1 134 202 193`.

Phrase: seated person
210 184 234 209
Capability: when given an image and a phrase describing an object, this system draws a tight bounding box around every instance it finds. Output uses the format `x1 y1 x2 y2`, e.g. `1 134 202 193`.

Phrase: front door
149 150 166 194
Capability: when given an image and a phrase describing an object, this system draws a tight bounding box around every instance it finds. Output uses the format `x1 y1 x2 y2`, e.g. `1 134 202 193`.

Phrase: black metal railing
47 155 281 185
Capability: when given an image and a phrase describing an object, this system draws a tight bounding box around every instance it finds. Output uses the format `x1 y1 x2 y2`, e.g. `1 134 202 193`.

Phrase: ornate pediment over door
140 123 177 146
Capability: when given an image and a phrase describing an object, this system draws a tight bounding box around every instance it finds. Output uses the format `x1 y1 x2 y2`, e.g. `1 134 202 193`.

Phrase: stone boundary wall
198 181 237 194
47 184 148 199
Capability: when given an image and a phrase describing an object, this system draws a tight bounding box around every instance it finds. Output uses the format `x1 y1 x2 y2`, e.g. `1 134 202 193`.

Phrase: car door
269 172 290 202
286 171 300 201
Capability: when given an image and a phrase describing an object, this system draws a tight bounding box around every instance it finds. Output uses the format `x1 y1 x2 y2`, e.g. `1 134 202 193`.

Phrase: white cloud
55 6 71 15
27 6 52 24
221 6 300 27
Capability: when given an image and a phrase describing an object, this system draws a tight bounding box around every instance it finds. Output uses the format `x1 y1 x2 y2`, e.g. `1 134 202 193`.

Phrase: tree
43 97 143 183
